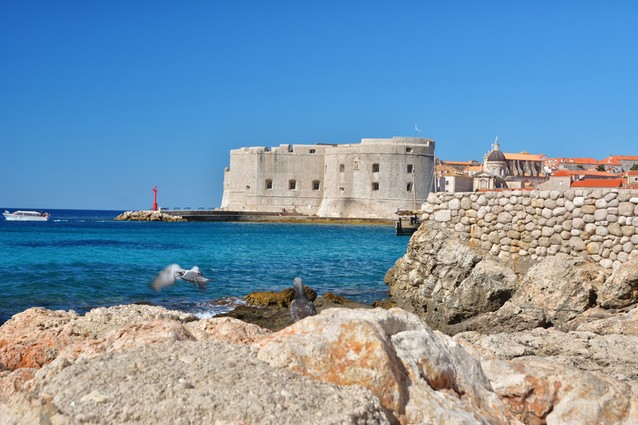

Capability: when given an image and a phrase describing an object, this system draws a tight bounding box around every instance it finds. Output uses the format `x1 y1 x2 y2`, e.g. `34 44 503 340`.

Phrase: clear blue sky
2 1 637 210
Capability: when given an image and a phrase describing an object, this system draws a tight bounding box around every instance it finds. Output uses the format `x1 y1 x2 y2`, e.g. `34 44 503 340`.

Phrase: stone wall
421 189 638 270
221 137 435 219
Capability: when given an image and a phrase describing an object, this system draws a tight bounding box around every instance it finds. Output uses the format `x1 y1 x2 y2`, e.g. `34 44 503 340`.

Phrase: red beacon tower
152 186 158 211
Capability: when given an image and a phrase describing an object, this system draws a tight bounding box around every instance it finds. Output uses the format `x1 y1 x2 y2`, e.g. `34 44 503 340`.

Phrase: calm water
0 209 409 324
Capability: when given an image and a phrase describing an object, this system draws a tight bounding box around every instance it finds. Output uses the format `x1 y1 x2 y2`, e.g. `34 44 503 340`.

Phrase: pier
161 209 393 225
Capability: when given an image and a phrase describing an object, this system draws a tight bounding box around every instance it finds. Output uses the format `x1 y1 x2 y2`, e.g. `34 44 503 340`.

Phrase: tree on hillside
596 164 606 171
631 163 638 171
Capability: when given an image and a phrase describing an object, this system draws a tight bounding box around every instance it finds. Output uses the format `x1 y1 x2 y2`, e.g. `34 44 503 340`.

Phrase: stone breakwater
114 210 185 222
423 188 638 269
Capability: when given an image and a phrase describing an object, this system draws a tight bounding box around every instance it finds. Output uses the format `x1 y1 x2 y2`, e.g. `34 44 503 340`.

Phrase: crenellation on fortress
421 189 638 269
221 136 436 219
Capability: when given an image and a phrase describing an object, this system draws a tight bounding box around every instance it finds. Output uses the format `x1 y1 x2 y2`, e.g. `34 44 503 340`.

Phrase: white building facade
221 137 436 219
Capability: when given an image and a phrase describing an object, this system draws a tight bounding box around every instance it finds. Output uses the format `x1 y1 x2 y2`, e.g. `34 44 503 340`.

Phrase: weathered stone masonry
421 189 638 270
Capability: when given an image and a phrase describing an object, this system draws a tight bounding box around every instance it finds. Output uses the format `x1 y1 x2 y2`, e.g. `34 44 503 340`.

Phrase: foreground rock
1 305 637 424
385 221 638 335
114 210 185 222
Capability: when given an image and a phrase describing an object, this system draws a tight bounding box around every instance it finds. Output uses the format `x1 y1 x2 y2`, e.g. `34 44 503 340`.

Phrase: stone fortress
221 136 436 219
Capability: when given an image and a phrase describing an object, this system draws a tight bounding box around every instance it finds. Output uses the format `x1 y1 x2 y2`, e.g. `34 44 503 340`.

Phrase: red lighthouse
152 186 158 211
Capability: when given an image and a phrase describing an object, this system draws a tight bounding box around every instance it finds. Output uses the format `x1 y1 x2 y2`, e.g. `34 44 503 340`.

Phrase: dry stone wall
422 189 638 270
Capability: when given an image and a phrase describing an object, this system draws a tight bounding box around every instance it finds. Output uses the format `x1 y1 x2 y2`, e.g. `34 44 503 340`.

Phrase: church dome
486 149 506 162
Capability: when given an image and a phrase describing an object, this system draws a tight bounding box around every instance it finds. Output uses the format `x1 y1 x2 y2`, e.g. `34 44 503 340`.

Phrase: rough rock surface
243 285 317 307
222 293 371 331
456 312 638 384
1 341 391 425
385 221 638 335
2 305 638 424
114 210 185 222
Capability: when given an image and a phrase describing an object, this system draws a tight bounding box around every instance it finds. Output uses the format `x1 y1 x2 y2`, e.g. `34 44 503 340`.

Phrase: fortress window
407 164 413 173
339 186 345 191
406 182 413 191
289 179 297 190
339 164 345 172
309 149 316 154
245 185 251 190
312 180 320 191
354 158 360 170
265 179 273 190
372 182 379 191
372 163 380 172
406 147 413 153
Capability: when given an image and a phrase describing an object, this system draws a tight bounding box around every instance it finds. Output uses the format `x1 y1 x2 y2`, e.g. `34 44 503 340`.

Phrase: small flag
415 124 421 132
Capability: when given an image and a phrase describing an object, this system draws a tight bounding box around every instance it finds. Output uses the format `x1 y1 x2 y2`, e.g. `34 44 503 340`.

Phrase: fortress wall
221 144 326 214
421 189 638 270
222 137 436 219
318 138 435 218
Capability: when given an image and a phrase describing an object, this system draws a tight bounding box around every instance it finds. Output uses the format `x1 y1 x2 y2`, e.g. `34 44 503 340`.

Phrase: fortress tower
221 136 436 219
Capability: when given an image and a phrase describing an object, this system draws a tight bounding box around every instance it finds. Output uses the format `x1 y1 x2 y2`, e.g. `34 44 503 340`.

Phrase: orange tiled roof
571 179 625 188
443 161 478 166
547 157 599 165
551 170 618 178
623 171 638 176
609 155 638 161
504 152 546 161
551 170 573 177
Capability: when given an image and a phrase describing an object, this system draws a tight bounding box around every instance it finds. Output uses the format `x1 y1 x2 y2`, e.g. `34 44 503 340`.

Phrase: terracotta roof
626 182 638 189
504 152 546 161
571 179 625 188
443 161 478 166
466 165 483 171
551 170 573 177
551 170 618 178
609 155 638 161
547 157 599 165
623 171 638 176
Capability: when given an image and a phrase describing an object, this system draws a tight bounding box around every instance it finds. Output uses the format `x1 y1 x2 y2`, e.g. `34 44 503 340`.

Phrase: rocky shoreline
1 219 638 423
114 210 185 222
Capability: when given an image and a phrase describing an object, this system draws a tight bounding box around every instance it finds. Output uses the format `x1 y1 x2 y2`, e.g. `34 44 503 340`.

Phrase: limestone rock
256 308 510 424
114 210 185 222
244 286 317 307
1 341 391 425
598 255 638 309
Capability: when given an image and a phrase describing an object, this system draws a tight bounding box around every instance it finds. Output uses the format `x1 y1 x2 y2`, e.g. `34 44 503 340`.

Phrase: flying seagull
151 264 209 291
290 277 317 322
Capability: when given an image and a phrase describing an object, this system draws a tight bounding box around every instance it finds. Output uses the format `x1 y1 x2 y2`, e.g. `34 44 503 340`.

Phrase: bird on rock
290 277 317 322
151 264 209 291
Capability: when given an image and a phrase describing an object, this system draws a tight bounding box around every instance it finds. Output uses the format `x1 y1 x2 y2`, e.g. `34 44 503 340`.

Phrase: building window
406 147 413 153
309 149 316 154
265 179 273 190
372 163 380 172
372 182 379 191
406 182 413 191
354 157 360 171
289 180 296 190
339 186 345 191
245 185 251 190
407 164 413 173
312 180 320 191
339 164 345 173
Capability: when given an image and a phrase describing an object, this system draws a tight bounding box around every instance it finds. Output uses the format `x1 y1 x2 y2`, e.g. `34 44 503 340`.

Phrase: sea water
0 209 409 324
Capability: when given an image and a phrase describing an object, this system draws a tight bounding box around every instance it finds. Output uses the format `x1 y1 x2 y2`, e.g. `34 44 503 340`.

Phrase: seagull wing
151 264 184 291
180 266 210 288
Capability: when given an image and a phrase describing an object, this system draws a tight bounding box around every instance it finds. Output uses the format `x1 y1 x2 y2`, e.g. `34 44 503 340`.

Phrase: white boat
3 210 50 222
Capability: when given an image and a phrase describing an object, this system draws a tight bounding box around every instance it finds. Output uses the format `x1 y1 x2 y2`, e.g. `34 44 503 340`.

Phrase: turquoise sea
0 209 409 325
